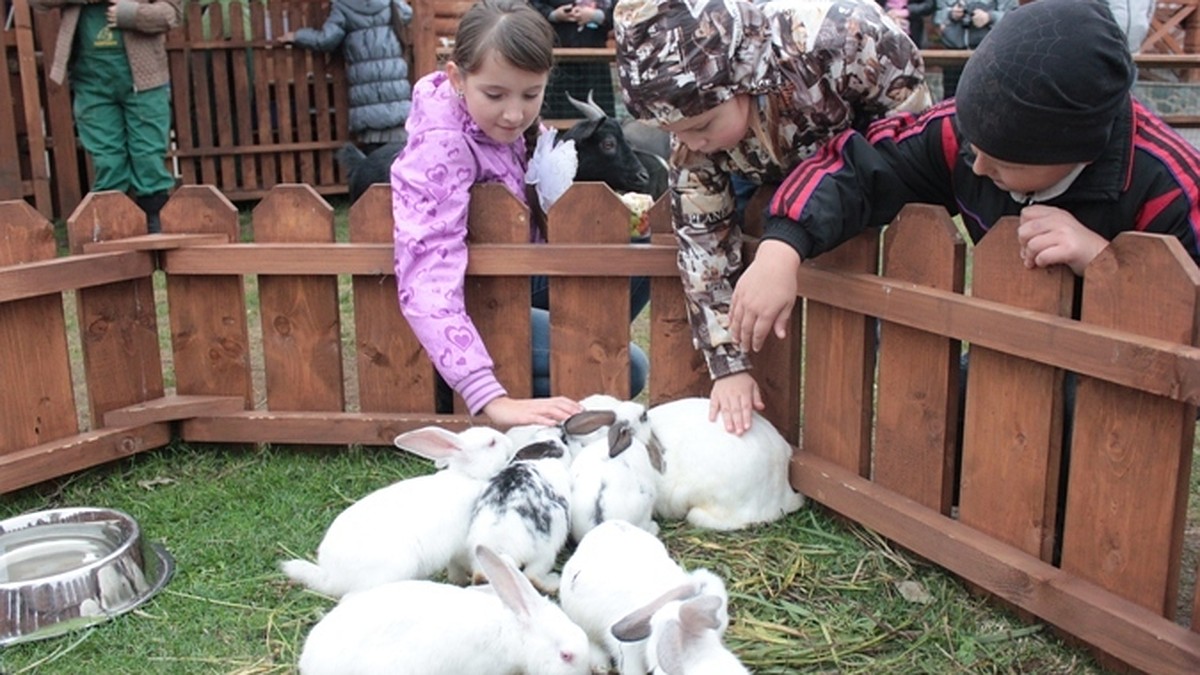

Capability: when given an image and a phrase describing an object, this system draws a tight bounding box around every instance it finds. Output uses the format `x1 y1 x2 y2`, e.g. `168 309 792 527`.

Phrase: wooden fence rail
2 181 1200 671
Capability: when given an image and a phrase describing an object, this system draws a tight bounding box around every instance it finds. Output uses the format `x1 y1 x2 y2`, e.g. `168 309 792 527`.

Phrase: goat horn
565 90 606 121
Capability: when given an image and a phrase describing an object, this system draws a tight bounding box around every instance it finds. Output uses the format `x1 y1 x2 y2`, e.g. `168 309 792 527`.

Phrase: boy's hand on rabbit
483 395 582 428
730 240 800 352
709 372 763 436
1017 204 1107 276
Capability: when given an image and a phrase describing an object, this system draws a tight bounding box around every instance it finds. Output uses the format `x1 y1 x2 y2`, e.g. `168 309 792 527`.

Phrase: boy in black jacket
730 0 1200 354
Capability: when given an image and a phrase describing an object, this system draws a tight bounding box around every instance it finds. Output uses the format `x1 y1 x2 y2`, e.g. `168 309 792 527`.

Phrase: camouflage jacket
667 0 930 379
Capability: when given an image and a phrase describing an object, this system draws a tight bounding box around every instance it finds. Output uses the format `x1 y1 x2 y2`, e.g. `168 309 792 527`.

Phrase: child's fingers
773 308 791 341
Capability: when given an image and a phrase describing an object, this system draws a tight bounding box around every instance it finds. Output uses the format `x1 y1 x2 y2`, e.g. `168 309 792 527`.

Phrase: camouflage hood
614 0 777 126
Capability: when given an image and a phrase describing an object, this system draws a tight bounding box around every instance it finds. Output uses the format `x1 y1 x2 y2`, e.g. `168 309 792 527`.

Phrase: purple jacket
391 71 537 414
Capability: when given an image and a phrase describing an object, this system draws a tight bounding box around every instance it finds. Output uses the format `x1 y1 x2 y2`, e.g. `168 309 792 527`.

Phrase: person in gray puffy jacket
280 0 413 149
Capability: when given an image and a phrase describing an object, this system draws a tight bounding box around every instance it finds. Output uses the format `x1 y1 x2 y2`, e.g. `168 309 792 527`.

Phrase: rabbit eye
559 651 575 664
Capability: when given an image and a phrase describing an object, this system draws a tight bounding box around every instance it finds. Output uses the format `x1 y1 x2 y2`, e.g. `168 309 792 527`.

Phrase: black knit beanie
955 0 1135 165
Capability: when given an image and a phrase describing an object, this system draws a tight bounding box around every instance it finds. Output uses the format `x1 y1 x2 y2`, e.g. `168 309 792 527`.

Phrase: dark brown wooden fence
168 0 352 202
2 181 1200 671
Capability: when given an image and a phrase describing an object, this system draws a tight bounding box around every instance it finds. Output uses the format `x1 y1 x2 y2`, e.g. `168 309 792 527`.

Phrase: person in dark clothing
933 0 1015 99
531 0 617 119
728 0 1200 357
905 0 935 47
279 0 413 151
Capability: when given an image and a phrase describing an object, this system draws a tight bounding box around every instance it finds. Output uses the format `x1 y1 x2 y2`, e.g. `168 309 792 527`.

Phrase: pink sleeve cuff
458 370 507 416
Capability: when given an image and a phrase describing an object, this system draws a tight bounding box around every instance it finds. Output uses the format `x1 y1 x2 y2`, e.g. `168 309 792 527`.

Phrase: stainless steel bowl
0 507 175 646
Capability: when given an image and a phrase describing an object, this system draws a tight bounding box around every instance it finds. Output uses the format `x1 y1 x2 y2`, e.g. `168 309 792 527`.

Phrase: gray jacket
294 0 413 142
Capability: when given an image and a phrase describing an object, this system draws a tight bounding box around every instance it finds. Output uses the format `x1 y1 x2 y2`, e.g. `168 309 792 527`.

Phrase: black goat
336 94 671 204
558 92 657 197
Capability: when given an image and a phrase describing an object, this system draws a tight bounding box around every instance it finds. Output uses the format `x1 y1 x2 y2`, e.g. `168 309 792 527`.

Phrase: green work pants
71 79 175 196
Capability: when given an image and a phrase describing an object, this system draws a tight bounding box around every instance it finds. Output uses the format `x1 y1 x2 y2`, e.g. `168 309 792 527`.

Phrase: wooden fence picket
646 197 708 406
742 187 804 443
250 1 280 191
546 182 633 400
465 184 535 409
66 192 164 425
253 184 344 411
872 205 965 513
0 201 76 452
1061 233 1200 617
801 231 880 472
161 186 252 407
349 184 435 413
958 218 1074 561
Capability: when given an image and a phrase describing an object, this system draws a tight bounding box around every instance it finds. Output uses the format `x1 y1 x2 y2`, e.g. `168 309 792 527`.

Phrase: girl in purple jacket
391 0 601 427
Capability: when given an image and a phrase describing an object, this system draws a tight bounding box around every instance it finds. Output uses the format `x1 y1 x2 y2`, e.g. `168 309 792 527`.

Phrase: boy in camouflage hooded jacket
615 0 930 433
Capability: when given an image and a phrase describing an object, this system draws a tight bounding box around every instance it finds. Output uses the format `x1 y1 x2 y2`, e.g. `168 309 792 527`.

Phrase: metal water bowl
0 507 175 646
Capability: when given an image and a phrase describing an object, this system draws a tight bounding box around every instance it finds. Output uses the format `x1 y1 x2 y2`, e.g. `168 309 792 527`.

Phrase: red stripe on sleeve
1134 188 1183 232
770 133 851 222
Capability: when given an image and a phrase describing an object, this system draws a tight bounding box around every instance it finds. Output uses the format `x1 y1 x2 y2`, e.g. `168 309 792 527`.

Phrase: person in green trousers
32 0 182 232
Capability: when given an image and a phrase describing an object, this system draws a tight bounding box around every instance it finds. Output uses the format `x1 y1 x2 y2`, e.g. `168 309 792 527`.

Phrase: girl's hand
481 395 582 427
709 372 763 436
1017 204 1107 276
730 240 801 352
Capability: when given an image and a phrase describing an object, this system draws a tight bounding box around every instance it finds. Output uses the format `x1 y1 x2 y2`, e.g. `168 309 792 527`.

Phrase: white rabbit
505 422 564 455
647 397 804 530
506 395 654 464
569 418 660 543
575 394 656 450
280 425 515 597
297 545 591 675
559 520 738 674
612 591 750 675
465 436 573 593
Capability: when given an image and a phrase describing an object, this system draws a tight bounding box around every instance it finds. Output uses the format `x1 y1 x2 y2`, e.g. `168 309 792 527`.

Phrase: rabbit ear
646 434 666 473
475 545 538 623
610 582 699 642
513 441 565 462
651 619 687 675
393 426 464 464
563 410 616 436
651 595 724 674
607 421 633 458
678 594 724 632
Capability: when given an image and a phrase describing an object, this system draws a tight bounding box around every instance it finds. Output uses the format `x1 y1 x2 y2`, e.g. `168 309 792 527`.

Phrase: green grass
0 441 1104 674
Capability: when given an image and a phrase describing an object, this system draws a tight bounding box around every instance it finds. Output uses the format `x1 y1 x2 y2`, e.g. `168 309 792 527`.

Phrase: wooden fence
3 181 1200 671
167 0 352 203
1 0 355 219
